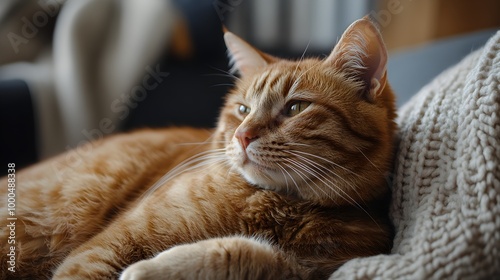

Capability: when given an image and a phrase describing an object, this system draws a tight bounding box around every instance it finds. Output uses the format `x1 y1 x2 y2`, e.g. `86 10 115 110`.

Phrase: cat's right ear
224 31 276 77
324 16 388 101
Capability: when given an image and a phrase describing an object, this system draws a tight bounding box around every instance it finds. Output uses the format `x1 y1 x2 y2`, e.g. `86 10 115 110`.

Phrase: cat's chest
156 168 334 244
238 190 329 244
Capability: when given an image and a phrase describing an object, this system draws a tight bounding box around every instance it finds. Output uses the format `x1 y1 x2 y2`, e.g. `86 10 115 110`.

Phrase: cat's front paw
120 244 205 280
120 236 286 280
119 258 160 280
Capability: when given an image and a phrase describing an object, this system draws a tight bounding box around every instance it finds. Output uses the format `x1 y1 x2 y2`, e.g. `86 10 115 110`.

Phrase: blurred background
1 0 499 174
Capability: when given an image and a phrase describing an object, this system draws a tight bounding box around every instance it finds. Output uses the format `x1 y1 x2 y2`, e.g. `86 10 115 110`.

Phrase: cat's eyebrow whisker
207 66 242 82
204 73 237 80
289 59 323 95
292 38 312 78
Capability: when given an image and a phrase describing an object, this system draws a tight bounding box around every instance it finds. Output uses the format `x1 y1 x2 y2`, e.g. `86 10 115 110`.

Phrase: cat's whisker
276 162 302 197
284 142 312 147
176 142 226 146
169 151 226 172
275 163 290 193
149 156 224 191
140 149 227 202
174 133 222 147
260 168 274 182
225 163 239 178
285 150 358 177
285 156 381 228
283 158 344 205
290 149 376 210
282 160 320 199
355 147 384 175
149 156 226 193
191 158 228 178
287 150 369 206
286 156 360 207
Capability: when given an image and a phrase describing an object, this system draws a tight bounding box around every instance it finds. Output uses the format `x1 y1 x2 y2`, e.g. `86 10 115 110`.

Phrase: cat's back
13 127 213 188
6 127 215 222
0 127 213 278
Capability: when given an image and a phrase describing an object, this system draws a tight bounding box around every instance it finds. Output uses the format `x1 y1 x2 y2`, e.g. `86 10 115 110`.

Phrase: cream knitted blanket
332 31 500 279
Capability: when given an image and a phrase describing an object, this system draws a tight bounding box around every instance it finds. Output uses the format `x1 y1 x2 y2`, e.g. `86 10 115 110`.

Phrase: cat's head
215 17 397 206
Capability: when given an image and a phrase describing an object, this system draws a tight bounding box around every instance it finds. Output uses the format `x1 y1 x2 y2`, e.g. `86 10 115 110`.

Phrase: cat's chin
238 160 289 193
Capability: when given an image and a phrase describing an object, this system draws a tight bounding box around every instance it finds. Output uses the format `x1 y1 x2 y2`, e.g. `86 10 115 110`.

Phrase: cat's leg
0 136 155 279
120 236 309 280
50 221 153 280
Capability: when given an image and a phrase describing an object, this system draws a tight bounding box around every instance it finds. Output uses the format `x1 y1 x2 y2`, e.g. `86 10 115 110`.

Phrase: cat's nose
235 128 259 150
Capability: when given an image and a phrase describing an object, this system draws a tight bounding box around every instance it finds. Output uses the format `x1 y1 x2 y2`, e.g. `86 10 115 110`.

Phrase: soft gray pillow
332 31 500 279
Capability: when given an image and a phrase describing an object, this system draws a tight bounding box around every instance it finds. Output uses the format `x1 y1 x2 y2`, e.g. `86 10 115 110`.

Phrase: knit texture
332 31 500 279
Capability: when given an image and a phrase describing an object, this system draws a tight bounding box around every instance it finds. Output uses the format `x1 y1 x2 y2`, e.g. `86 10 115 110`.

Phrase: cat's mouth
229 140 281 184
242 156 278 173
243 158 265 170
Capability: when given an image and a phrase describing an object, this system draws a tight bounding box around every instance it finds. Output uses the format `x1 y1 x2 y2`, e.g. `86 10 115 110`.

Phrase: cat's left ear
224 31 277 77
325 16 388 100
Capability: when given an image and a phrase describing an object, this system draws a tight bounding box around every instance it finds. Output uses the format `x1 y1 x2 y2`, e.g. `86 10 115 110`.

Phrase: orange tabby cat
1 17 396 279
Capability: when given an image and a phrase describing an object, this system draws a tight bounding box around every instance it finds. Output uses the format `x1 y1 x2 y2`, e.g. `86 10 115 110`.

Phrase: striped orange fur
1 17 396 279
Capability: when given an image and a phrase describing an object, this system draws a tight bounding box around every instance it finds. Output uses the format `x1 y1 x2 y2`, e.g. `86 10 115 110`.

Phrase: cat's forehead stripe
251 69 278 95
251 73 270 96
250 69 294 99
264 70 286 93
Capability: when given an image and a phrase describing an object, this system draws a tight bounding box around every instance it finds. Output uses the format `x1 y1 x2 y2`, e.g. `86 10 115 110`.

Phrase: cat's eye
238 104 251 115
286 101 311 117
